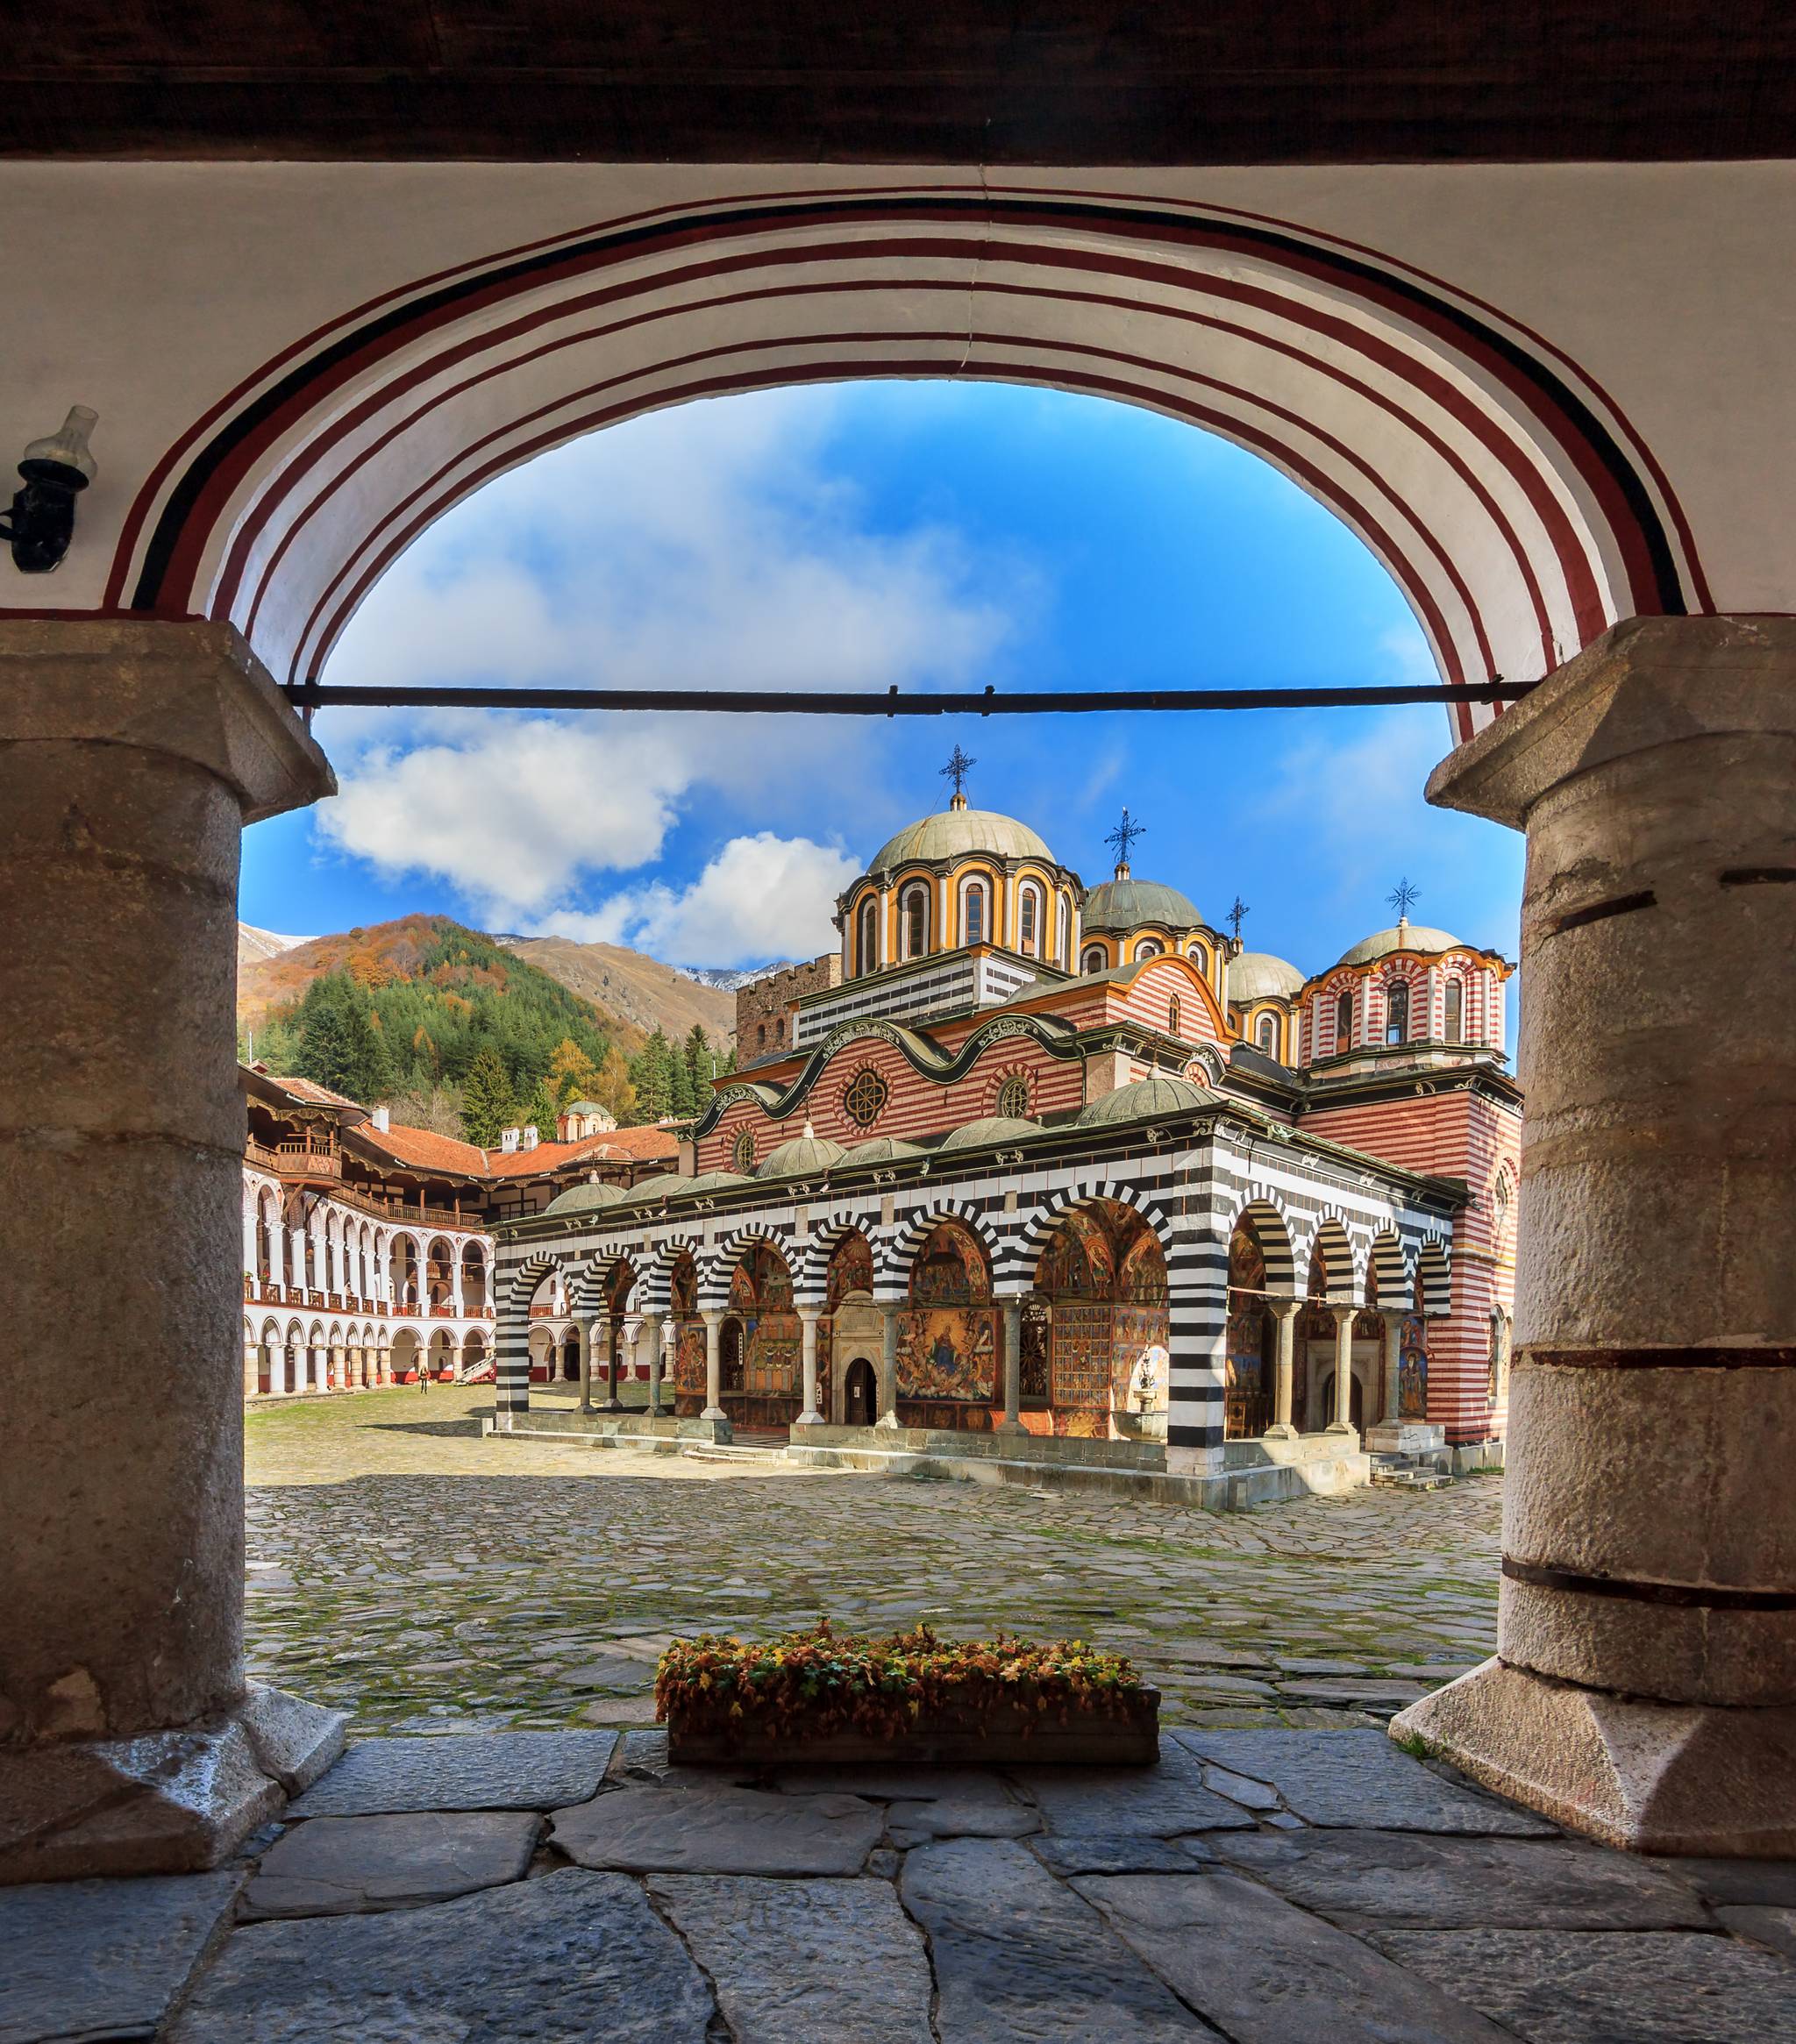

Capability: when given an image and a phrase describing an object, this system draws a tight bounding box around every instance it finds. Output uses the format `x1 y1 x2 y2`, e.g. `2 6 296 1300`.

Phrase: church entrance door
843 1357 877 1427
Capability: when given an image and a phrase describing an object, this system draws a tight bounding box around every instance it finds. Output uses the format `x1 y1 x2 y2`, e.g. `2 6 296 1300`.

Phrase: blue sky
241 381 1523 992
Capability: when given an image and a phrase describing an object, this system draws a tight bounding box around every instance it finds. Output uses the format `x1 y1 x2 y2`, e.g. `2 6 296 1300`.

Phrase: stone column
265 1214 286 1294
996 1298 1024 1434
241 1204 260 1291
577 1318 593 1414
875 1301 902 1428
242 1334 260 1399
1326 1304 1358 1436
0 621 343 1882
1393 617 1796 1855
1264 1299 1301 1439
646 1318 666 1417
797 1307 824 1426
595 1314 620 1410
701 1310 726 1421
1381 1311 1404 1424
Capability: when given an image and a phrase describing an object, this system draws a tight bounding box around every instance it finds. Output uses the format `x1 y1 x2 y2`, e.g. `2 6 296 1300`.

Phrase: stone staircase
1370 1453 1453 1492
681 1441 789 1467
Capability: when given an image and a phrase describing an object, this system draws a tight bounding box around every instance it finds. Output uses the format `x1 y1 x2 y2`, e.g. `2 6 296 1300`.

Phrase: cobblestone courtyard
246 1387 1500 1735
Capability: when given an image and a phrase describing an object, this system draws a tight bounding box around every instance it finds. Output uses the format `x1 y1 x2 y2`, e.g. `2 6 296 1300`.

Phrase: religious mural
1225 1227 1270 1433
1400 1313 1429 1418
899 1221 994 1402
826 1232 874 1308
727 1243 801 1398
1033 1205 1168 1435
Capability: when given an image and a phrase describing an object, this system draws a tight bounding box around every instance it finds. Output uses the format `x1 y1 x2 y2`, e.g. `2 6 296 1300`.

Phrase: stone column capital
1266 1295 1302 1321
1427 615 1796 830
0 617 333 823
1328 1300 1359 1328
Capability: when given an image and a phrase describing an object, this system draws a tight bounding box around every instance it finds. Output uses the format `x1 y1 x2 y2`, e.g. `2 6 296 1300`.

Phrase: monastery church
495 767 1518 1486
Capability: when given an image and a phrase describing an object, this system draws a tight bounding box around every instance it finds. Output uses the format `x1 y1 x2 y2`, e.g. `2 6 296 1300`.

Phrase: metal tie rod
284 680 1532 715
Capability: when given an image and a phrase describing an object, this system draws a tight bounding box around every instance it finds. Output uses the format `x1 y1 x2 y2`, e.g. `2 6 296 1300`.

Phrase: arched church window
1336 990 1354 1049
858 897 879 976
1135 939 1163 961
1385 981 1409 1044
757 1024 766 1049
1444 979 1464 1043
1058 897 1072 965
731 1129 757 1173
843 1066 887 1129
995 1072 1031 1120
1081 945 1107 975
1257 1012 1278 1055
963 882 987 946
1167 994 1181 1036
1018 883 1040 954
901 883 930 959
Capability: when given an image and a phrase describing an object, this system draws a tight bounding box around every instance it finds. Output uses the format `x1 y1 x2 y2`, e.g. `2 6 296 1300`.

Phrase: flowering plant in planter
656 1620 1158 1764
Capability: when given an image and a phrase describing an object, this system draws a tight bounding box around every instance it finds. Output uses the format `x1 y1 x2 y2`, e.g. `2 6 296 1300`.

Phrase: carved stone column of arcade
875 1302 902 1428
595 1312 619 1411
576 1318 593 1414
0 620 345 1883
995 1295 1025 1435
796 1307 824 1427
1325 1304 1358 1437
1263 1299 1301 1440
701 1310 726 1421
1394 617 1796 1855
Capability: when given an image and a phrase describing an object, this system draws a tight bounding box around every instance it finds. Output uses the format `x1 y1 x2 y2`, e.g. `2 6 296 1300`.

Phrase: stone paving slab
289 1729 616 1816
650 1875 935 2044
1077 1870 1515 2043
1015 1740 1258 1836
551 1782 883 1874
887 1777 1040 1842
0 1870 240 2044
1172 1727 1557 1834
1030 1833 1216 1877
241 1810 542 1918
1716 1906 1796 1964
902 1837 1224 2040
1645 1856 1796 1908
167 1867 714 2042
1371 1927 1796 2044
1214 1828 1711 1930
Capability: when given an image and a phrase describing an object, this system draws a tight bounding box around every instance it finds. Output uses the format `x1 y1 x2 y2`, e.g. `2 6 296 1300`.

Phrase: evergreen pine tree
460 1046 517 1147
296 976 357 1094
629 1028 675 1122
684 1024 715 1098
519 1079 559 1137
668 1049 696 1119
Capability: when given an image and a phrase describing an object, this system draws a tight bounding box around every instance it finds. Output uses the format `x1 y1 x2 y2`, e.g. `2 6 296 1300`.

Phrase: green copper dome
1336 920 1464 967
870 806 1055 872
541 1178 630 1217
759 1127 847 1178
838 1135 926 1166
624 1172 692 1202
1226 950 1305 1001
937 1115 1042 1151
1077 1076 1217 1126
1082 875 1202 934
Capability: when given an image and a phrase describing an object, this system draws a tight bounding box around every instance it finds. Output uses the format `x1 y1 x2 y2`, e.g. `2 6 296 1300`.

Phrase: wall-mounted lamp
2 407 99 573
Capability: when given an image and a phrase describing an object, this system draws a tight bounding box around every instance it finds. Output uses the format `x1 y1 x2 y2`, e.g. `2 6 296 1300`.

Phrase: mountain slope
501 935 737 1046
238 922 313 969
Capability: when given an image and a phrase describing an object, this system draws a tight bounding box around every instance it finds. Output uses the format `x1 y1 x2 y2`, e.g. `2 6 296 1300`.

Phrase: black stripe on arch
129 194 1689 618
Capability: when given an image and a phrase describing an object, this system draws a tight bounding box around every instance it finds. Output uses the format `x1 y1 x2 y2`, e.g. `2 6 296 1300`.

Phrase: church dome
1336 921 1464 967
937 1115 1042 1151
1077 1076 1217 1126
541 1178 630 1217
759 1125 847 1178
1227 950 1305 1001
624 1172 691 1202
837 1135 926 1166
870 807 1055 872
688 1170 753 1193
1082 876 1201 934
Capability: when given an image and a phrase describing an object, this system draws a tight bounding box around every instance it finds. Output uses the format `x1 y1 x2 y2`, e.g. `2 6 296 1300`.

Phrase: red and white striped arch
105 182 1708 743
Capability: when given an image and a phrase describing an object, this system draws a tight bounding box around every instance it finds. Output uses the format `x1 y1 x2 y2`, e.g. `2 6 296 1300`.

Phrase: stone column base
1365 1421 1445 1456
0 1684 346 1884
1391 1658 1796 1856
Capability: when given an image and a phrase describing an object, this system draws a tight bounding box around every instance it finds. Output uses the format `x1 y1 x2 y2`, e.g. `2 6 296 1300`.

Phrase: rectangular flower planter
667 1688 1160 1769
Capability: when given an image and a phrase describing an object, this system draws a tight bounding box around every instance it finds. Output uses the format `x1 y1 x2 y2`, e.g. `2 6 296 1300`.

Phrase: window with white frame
1443 979 1465 1043
1134 938 1164 961
963 880 987 946
1167 994 1181 1036
1018 881 1041 954
1057 896 1072 965
1081 944 1107 974
858 896 879 976
1385 980 1409 1044
900 882 930 959
1335 989 1354 1049
1257 1012 1278 1055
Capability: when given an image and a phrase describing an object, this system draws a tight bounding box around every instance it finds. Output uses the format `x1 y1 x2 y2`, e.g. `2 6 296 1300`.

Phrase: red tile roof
353 1121 680 1179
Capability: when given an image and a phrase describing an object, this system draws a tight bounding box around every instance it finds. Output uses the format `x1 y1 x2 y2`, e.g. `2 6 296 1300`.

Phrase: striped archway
496 1251 561 1413
105 183 1708 742
698 1224 795 1314
880 1202 1001 1304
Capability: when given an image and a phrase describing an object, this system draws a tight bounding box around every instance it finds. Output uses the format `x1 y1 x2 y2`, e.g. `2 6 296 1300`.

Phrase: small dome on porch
540 1178 629 1217
624 1172 691 1202
837 1135 926 1166
1078 1076 1217 1126
759 1125 847 1178
938 1115 1041 1151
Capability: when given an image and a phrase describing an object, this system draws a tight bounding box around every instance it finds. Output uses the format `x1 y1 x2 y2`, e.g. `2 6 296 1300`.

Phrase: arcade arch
1028 1200 1170 1440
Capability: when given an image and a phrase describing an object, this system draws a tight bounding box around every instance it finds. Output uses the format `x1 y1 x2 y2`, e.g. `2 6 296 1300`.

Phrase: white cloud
313 387 1033 948
543 833 859 967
